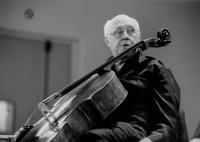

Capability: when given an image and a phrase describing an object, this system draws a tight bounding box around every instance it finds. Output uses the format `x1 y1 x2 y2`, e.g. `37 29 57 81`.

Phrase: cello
4 29 171 142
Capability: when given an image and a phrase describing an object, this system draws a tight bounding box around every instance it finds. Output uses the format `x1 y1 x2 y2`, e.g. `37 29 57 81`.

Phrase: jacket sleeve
147 62 180 142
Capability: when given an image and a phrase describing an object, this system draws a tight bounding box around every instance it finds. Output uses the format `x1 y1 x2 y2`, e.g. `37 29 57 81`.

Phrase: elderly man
80 14 180 142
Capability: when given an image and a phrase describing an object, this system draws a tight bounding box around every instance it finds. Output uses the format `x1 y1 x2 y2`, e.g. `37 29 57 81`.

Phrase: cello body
18 71 127 142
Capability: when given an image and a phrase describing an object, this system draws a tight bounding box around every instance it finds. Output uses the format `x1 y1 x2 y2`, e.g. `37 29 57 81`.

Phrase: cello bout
17 71 127 142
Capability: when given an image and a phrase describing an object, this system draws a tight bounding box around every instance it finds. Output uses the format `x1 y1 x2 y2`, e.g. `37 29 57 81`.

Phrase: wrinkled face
105 21 141 57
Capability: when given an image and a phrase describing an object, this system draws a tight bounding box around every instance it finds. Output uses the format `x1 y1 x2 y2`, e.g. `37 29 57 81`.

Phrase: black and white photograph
0 0 199 142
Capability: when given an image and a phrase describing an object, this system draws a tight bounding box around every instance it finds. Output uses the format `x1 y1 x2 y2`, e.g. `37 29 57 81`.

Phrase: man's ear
104 37 110 47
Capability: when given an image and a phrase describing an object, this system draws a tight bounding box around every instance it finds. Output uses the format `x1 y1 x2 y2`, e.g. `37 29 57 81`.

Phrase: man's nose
121 30 129 39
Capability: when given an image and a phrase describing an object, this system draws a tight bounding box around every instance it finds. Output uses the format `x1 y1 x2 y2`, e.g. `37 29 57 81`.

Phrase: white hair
104 14 141 37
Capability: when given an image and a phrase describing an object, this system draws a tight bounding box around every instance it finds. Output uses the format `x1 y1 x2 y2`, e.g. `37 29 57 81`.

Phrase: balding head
103 14 141 57
104 14 141 38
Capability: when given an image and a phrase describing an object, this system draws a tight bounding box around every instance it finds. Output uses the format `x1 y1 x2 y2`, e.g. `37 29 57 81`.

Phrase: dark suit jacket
82 53 180 142
101 53 180 142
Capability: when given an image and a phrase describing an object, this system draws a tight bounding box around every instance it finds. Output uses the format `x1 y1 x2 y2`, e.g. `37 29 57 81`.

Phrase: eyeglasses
109 26 136 39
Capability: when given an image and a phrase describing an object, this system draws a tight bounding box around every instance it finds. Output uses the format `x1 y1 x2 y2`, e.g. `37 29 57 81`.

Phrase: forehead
110 19 135 32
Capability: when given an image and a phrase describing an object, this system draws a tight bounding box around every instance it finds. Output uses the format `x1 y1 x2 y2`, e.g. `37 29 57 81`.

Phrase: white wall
0 0 199 138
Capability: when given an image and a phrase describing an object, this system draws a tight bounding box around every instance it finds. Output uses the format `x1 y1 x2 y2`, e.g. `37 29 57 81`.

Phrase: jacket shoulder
142 55 165 68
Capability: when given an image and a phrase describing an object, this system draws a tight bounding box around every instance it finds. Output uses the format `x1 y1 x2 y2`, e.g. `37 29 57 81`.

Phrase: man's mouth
119 45 132 53
120 40 133 47
121 44 133 48
122 44 131 46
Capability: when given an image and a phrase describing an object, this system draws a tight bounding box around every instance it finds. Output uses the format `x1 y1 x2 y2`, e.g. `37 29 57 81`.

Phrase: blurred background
0 0 199 139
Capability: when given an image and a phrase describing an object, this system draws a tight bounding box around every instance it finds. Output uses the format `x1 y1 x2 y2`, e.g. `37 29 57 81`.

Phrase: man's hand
138 137 152 142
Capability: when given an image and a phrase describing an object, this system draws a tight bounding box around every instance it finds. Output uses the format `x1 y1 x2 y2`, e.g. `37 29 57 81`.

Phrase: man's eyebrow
115 26 123 29
127 25 134 28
